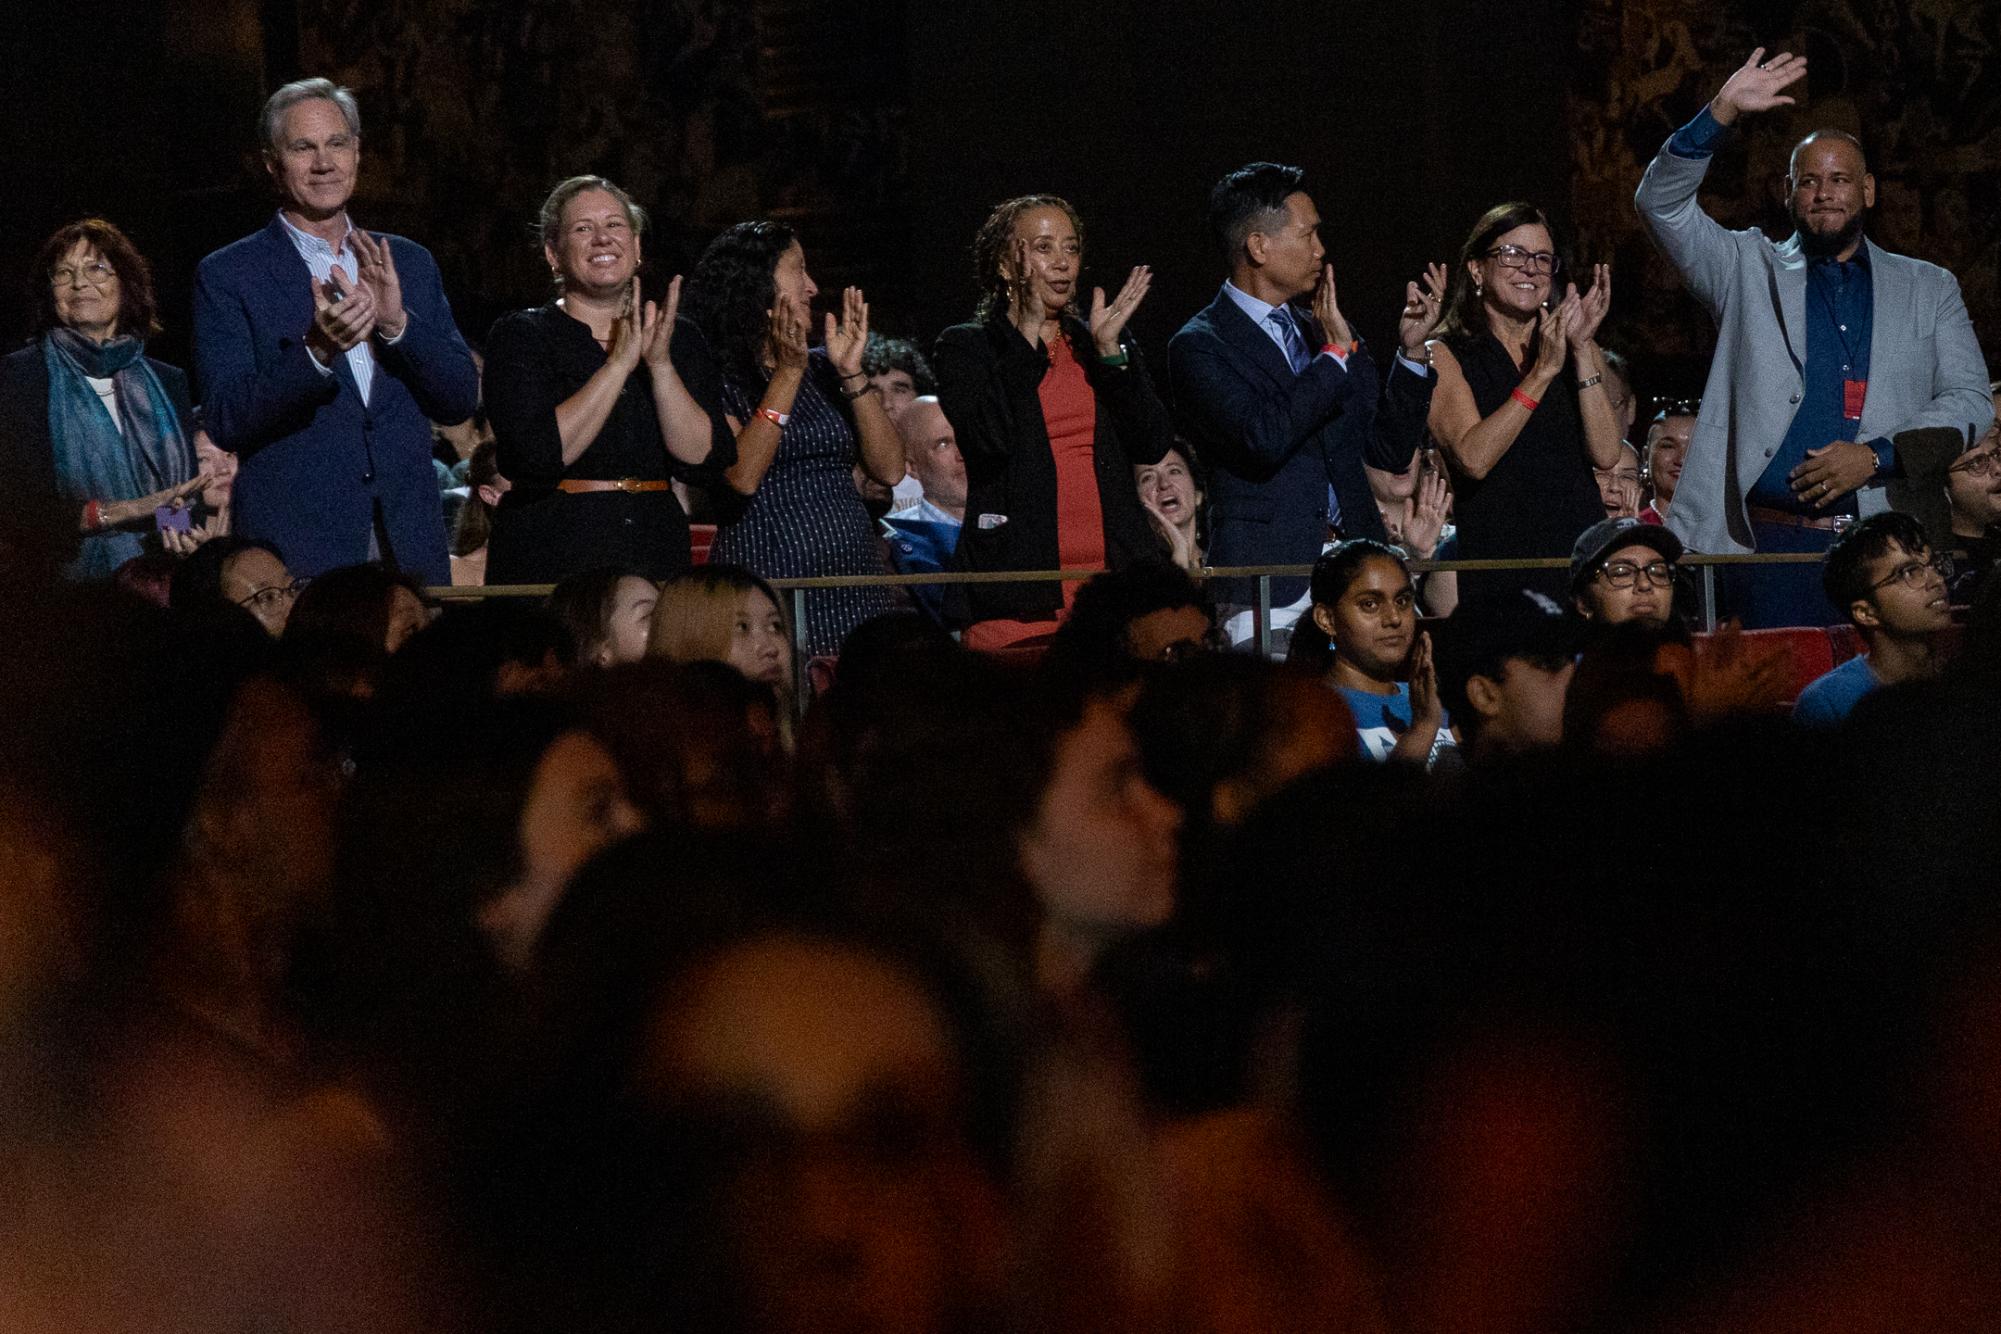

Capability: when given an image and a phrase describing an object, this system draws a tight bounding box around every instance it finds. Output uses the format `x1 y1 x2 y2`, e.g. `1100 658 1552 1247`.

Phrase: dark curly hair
970 194 1085 323
31 217 161 339
684 220 798 388
1436 201 1556 344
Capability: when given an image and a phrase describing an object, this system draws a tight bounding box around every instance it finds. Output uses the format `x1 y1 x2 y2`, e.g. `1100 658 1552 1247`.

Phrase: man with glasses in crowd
1942 392 2001 604
1794 512 1953 726
1569 516 1683 631
1634 49 1991 627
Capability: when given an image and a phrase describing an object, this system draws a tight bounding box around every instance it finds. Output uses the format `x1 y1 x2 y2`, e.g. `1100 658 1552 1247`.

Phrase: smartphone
156 504 195 534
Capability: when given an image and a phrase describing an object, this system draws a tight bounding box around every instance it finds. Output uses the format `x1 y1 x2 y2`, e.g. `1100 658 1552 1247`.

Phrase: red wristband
1510 387 1541 412
1320 341 1356 359
759 407 789 428
83 499 102 532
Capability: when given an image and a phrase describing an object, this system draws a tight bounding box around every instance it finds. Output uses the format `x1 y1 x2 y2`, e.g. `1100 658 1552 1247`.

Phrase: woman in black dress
484 176 733 584
1424 202 1621 601
681 221 904 656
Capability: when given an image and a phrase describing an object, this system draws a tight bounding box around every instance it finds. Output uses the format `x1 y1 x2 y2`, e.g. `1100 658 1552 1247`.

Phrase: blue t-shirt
1338 682 1456 765
1792 653 1878 728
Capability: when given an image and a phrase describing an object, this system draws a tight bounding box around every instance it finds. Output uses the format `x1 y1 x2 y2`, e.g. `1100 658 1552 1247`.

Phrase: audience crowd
4 52 2001 1332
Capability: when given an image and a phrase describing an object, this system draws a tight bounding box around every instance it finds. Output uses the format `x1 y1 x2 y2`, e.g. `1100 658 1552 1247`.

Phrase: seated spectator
1135 442 1208 575
880 396 965 620
1592 442 1644 519
861 331 935 422
170 534 301 637
451 439 507 587
1288 539 1453 766
548 567 659 669
1943 416 2000 605
1433 590 1579 762
1042 563 1217 694
283 562 431 699
1570 515 1682 630
1795 511 1953 726
649 563 795 703
1600 346 1639 444
1639 400 1696 524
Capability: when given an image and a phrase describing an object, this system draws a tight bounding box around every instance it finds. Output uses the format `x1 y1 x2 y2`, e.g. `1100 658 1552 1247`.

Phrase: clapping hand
1403 468 1451 558
307 266 377 364
1387 631 1444 766
1531 300 1571 381
1398 261 1449 358
639 275 683 373
767 292 811 373
1088 265 1152 359
1141 495 1198 573
350 231 406 338
824 286 870 380
1564 264 1612 348
606 277 649 373
1711 47 1808 127
1312 263 1354 347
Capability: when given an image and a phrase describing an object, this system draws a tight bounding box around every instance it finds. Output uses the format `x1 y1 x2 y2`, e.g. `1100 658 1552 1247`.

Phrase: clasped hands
1790 440 1877 508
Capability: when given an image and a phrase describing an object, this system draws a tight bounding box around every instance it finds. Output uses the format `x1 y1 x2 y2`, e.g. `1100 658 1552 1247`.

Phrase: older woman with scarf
0 218 210 578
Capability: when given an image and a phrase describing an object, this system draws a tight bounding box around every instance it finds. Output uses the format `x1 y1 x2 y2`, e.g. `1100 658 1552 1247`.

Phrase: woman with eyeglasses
1422 203 1623 601
0 218 224 578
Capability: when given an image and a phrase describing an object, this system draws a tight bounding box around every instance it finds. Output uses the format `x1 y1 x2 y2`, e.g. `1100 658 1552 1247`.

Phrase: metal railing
430 552 1828 676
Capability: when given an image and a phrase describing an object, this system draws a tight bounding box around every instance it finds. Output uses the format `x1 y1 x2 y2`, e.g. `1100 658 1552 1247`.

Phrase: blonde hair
648 565 793 685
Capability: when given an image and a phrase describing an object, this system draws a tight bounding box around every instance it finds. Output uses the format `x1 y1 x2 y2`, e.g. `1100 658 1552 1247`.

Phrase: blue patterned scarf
43 327 193 579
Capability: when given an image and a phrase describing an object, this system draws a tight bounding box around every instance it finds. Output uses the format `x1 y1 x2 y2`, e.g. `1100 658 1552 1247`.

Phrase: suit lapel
1861 239 1907 387
261 217 361 402
1210 287 1298 389
1771 235 1809 371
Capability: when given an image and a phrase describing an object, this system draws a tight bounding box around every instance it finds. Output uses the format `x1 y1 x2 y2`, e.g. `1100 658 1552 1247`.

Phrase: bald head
1787 130 1873 257
896 396 967 515
1790 128 1866 178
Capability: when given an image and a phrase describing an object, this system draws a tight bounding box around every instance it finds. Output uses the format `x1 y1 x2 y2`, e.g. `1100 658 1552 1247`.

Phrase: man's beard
1795 207 1866 256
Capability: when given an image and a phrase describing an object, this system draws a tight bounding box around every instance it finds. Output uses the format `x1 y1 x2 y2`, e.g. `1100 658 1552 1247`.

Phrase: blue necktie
1267 308 1309 374
1265 307 1341 529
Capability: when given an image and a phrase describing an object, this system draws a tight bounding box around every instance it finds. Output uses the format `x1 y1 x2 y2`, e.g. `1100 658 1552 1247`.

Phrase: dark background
6 0 1996 406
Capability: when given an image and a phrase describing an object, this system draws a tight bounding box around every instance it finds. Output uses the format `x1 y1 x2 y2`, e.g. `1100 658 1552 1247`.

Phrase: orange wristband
1510 387 1541 412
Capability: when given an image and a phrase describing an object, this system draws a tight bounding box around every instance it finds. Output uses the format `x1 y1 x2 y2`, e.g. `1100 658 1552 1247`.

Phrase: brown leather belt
556 478 670 495
1747 505 1853 532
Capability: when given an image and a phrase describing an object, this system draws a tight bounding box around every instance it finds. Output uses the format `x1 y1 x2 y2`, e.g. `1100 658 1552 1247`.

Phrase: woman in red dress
934 195 1177 649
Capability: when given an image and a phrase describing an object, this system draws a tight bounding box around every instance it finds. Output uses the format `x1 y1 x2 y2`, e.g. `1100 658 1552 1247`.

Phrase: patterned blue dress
711 349 897 655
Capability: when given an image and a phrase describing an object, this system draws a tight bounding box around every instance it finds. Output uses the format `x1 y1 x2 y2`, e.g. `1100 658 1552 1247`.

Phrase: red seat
1692 626 1834 705
689 523 717 566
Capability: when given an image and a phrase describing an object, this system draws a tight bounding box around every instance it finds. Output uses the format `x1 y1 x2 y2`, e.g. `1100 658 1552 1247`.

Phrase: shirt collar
1807 236 1872 272
1223 279 1290 328
276 209 354 257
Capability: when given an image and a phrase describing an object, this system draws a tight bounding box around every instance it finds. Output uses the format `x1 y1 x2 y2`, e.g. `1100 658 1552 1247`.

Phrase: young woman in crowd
449 439 506 586
0 218 219 578
682 221 902 655
547 567 658 669
1135 441 1208 574
1425 202 1621 601
934 193 1175 647
649 563 795 708
483 176 732 585
1289 538 1452 766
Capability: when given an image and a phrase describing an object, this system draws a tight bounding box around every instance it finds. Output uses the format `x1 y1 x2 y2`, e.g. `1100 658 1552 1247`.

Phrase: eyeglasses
1948 450 1999 478
1870 554 1952 592
236 577 309 611
1595 467 1643 486
50 259 116 288
1598 559 1675 589
1485 245 1561 274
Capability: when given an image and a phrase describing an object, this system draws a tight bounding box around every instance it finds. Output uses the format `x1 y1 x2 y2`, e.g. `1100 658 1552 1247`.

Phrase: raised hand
1388 631 1444 766
1088 265 1152 358
350 231 407 337
1312 263 1353 347
1711 47 1807 126
1568 263 1612 348
824 286 870 380
1142 495 1197 573
1398 261 1449 357
1006 236 1047 337
307 266 377 363
606 277 646 373
768 291 811 374
639 275 683 372
193 429 237 510
1403 467 1451 558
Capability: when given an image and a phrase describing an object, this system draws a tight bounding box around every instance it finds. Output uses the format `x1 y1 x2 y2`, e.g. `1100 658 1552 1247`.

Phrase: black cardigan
932 312 1174 623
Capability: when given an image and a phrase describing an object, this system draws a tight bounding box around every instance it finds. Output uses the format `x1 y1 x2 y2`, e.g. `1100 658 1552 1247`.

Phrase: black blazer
0 342 196 529
933 311 1174 623
1168 286 1430 604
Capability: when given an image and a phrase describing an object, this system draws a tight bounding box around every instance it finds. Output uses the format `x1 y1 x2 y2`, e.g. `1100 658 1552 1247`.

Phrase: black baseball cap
1569 517 1684 593
1433 589 1580 723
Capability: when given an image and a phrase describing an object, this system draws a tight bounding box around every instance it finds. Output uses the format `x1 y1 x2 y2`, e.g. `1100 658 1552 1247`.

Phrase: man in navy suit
195 77 479 585
1169 161 1437 643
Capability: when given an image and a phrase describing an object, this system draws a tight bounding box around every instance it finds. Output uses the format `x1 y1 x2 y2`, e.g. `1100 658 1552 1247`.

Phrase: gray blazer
1634 145 1990 554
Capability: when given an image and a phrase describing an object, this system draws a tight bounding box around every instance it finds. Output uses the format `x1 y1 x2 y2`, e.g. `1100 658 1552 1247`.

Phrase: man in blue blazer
1169 162 1436 630
195 77 479 586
